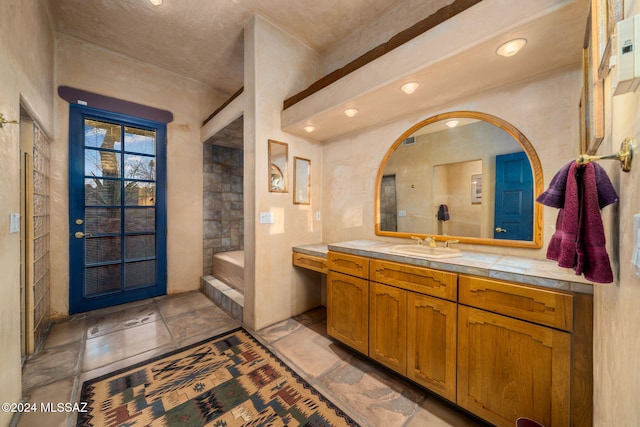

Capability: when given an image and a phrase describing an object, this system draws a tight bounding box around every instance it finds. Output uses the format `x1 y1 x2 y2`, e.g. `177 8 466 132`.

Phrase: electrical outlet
315 211 321 221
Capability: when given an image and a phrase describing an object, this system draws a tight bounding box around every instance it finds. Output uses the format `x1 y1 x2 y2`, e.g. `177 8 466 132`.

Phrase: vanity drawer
458 275 573 331
293 253 328 274
327 251 369 279
369 259 457 301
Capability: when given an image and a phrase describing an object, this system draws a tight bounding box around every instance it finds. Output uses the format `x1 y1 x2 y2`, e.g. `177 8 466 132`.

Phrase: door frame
68 104 167 314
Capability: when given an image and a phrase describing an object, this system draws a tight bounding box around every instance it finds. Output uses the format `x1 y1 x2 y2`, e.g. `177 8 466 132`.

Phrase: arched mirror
375 111 543 248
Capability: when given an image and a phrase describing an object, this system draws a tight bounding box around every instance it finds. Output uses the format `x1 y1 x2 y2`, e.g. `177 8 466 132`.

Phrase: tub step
201 275 243 321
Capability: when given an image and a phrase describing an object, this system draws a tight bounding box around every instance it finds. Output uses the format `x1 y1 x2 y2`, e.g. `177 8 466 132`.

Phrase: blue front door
68 105 167 314
493 151 533 241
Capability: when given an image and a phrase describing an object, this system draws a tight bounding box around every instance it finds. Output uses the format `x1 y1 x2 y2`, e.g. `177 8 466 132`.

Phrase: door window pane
85 149 121 178
125 235 155 260
85 120 122 150
85 178 121 206
125 208 155 233
86 237 122 264
124 126 155 155
124 181 156 206
85 264 121 296
125 261 156 289
86 208 121 234
124 154 155 180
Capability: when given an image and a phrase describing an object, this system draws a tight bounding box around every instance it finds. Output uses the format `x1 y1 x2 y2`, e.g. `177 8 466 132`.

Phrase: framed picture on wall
593 0 615 79
582 4 605 155
471 174 482 204
582 0 624 155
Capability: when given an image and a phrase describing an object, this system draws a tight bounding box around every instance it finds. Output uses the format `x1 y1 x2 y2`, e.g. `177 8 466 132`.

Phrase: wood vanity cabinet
369 259 458 401
323 251 592 427
457 274 592 427
326 252 370 355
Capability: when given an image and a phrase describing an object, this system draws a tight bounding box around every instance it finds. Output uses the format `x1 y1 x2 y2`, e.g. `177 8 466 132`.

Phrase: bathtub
212 250 244 293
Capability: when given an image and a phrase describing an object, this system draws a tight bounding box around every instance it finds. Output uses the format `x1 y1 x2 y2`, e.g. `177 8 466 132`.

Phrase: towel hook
576 137 635 172
0 112 19 128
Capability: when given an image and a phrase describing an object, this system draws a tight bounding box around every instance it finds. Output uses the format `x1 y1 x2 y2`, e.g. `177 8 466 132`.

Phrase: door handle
74 231 92 238
495 227 507 233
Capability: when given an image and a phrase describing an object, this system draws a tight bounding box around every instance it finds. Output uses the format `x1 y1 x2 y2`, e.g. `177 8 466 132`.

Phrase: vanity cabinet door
457 305 571 427
327 271 369 354
407 292 457 402
369 282 407 375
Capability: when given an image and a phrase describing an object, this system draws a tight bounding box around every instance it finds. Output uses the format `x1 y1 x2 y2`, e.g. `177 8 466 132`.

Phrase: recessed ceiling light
148 0 163 6
343 108 359 118
400 82 420 94
303 125 316 133
445 120 459 128
496 38 527 57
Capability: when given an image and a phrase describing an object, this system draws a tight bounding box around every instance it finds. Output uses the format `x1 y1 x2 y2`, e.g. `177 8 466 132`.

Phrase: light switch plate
9 213 20 233
259 212 274 224
315 211 321 221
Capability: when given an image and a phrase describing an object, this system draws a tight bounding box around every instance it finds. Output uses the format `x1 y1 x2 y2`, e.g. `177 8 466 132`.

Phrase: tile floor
16 291 489 427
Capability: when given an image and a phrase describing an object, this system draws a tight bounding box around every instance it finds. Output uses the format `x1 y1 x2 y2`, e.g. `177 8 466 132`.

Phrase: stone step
201 275 243 322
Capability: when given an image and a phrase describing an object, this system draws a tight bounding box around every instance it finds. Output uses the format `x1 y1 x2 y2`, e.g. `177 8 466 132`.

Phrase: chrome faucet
445 239 459 248
410 236 424 245
424 236 437 248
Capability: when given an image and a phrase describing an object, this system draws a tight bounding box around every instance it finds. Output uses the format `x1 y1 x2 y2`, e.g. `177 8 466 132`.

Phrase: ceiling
51 0 591 143
50 0 407 95
281 0 592 141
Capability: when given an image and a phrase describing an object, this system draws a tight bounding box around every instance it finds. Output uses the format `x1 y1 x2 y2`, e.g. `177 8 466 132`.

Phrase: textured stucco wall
244 16 324 329
593 1 640 424
50 35 225 316
322 68 585 259
0 1 54 425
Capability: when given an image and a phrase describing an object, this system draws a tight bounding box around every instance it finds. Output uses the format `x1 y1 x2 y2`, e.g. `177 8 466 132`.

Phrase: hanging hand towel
537 160 618 208
546 163 580 269
437 204 450 221
546 163 613 283
576 163 613 283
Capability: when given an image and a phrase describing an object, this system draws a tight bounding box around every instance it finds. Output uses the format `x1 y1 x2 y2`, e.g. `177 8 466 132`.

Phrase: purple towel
437 204 450 221
577 163 613 283
537 160 618 209
546 163 613 283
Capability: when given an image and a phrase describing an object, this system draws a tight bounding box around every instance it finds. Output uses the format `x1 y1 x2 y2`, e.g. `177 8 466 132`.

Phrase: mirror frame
293 156 311 205
375 111 543 248
268 139 288 193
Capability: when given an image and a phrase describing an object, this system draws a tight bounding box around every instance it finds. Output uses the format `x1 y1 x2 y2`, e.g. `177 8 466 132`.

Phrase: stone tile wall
203 144 243 276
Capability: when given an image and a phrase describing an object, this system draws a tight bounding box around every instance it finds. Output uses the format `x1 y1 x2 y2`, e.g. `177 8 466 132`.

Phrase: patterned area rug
77 327 359 426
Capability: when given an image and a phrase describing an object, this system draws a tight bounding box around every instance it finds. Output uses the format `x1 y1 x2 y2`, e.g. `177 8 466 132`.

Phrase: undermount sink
390 244 462 259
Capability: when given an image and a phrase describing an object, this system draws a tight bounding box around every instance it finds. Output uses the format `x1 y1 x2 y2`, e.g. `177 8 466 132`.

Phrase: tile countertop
293 240 595 295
